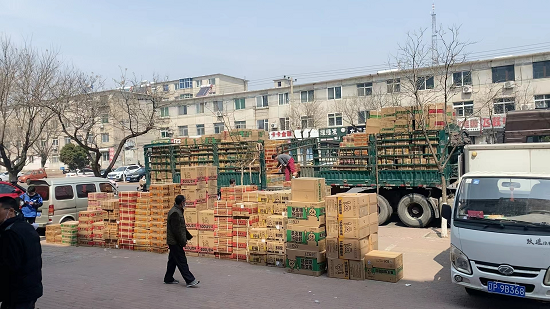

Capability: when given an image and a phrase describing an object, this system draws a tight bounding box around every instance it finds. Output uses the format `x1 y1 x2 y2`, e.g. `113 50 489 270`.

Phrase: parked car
65 168 95 177
125 167 146 182
0 181 26 198
0 172 9 182
28 177 117 228
107 165 140 181
18 168 47 184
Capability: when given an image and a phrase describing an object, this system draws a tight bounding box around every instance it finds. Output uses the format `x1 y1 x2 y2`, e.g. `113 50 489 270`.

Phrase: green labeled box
286 225 326 245
286 248 326 277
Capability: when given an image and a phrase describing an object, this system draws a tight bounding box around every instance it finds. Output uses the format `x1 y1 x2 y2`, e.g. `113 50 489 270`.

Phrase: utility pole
431 3 438 65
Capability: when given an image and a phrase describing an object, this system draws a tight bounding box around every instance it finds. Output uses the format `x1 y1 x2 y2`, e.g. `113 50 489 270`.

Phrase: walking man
164 195 199 287
272 153 297 181
0 196 43 309
19 186 43 225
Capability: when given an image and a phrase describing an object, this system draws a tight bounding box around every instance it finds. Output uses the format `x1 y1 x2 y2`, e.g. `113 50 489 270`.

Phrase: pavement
34 222 548 309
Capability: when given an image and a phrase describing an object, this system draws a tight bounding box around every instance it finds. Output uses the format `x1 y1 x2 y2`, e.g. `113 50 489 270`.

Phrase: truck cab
446 143 550 300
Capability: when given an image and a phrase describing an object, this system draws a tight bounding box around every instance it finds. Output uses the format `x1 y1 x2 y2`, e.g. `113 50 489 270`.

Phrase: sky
1 0 550 90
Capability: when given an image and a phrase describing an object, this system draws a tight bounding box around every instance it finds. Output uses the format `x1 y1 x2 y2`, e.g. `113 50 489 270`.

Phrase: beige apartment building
156 51 550 145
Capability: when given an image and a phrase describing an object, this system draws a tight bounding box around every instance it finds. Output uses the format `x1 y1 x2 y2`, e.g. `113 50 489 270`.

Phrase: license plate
487 281 525 297
36 212 42 218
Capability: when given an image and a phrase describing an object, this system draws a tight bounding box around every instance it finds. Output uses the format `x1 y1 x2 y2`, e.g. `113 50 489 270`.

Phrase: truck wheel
397 193 434 228
377 195 392 225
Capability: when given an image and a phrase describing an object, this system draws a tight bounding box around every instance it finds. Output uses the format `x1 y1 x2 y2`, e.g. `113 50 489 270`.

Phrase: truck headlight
451 245 472 275
544 268 550 286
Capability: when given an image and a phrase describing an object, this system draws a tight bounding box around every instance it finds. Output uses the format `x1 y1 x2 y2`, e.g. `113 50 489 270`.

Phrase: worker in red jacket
272 153 297 181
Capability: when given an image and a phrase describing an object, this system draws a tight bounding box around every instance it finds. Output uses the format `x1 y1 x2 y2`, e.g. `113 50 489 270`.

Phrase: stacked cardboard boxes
205 166 218 210
100 198 120 248
365 250 404 283
134 192 152 252
149 184 172 254
77 210 103 247
213 199 233 259
285 178 327 277
45 224 61 243
266 213 287 268
60 221 79 246
118 191 138 250
198 209 215 257
325 193 378 280
234 199 258 263
87 192 110 211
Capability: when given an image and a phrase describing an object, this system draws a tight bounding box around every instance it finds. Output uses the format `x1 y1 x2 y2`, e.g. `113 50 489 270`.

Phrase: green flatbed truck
280 129 466 228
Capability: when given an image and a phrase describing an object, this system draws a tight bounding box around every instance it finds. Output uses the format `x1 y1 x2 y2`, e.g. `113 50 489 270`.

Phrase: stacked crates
118 191 138 250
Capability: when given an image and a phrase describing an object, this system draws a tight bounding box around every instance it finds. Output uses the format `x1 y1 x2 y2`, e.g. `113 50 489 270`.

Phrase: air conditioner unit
216 111 224 117
504 81 515 89
270 123 278 129
462 85 472 94
521 104 529 111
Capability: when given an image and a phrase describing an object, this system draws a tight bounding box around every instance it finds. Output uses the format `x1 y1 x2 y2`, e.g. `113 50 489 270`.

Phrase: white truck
442 143 550 301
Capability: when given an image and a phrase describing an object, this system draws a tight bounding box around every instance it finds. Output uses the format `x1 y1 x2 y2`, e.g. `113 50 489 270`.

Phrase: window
196 102 205 114
196 80 202 88
493 98 515 114
257 119 269 131
300 90 314 103
163 84 169 92
235 98 245 110
214 101 223 112
174 83 179 90
492 65 515 83
358 111 369 124
328 113 343 126
179 78 193 89
64 137 71 145
277 81 282 87
301 116 314 129
256 95 268 108
278 93 289 105
208 78 216 85
453 101 474 117
533 61 550 79
101 114 109 123
40 140 46 147
99 183 114 193
534 95 550 109
280 117 290 131
76 184 96 198
214 123 224 134
327 86 342 100
160 129 170 138
357 83 373 96
55 185 74 200
101 152 109 162
160 107 169 117
235 121 246 129
387 79 400 93
87 135 94 144
51 155 59 163
196 124 205 136
52 138 58 146
178 105 188 115
453 71 472 86
179 94 193 99
178 125 188 136
416 76 434 90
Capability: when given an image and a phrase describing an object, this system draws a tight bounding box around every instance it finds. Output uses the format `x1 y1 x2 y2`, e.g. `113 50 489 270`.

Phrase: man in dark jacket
0 196 43 309
164 195 199 287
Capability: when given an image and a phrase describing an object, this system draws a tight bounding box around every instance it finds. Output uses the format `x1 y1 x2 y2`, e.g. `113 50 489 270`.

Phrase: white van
443 143 550 301
29 177 117 228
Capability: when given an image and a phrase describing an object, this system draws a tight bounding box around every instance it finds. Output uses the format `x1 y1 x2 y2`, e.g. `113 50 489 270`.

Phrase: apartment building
157 74 248 101
158 51 550 144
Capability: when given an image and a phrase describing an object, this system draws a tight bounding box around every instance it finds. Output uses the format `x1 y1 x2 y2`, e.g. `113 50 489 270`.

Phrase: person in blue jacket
19 186 43 224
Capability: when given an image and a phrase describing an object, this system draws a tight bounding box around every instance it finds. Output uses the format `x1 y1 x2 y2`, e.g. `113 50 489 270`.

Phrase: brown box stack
134 192 152 252
205 165 218 210
100 198 120 248
77 210 103 247
118 191 138 250
181 166 207 211
325 193 379 280
286 178 327 277
87 192 110 211
149 184 172 254
60 221 79 246
213 200 234 258
45 224 61 243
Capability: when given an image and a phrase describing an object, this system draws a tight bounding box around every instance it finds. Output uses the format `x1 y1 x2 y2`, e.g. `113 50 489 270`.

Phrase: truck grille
474 261 541 279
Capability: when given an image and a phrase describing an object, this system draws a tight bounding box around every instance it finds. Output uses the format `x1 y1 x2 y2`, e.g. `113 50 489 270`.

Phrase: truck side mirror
441 203 452 221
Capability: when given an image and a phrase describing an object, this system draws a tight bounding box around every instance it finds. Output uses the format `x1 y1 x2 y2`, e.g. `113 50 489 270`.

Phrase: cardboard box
286 201 326 227
249 227 268 240
266 215 287 229
180 166 206 184
233 202 258 216
248 253 267 266
266 240 285 254
286 226 326 246
198 210 215 230
326 217 369 239
267 227 286 241
326 237 371 260
290 178 326 202
369 213 379 235
184 209 198 230
185 230 199 252
286 249 326 277
248 239 267 254
181 189 207 205
327 258 350 279
365 250 404 283
198 231 215 254
336 194 370 218
285 239 326 252
267 254 286 268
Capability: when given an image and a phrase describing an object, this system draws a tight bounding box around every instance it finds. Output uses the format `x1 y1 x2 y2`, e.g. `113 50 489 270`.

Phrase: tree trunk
9 171 18 182
41 154 47 168
440 173 449 238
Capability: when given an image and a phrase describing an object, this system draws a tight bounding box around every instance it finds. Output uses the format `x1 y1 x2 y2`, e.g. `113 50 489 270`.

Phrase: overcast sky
2 0 550 90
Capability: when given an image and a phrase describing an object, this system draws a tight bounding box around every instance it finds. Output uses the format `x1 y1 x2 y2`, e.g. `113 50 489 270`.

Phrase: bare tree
32 119 61 168
335 96 365 128
286 99 326 138
394 26 473 236
0 37 60 181
49 69 168 177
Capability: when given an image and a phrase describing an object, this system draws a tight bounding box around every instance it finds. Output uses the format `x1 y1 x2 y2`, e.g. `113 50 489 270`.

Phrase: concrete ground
34 222 547 309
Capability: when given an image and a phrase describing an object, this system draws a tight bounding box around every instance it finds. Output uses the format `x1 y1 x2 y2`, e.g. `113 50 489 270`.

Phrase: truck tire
397 193 434 228
377 195 392 225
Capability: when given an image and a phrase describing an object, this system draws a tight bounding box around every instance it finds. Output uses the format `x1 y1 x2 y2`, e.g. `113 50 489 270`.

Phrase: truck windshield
456 177 550 227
